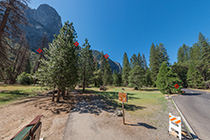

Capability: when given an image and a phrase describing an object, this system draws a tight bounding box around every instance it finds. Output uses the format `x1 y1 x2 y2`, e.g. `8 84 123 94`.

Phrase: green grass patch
0 85 46 105
88 86 167 117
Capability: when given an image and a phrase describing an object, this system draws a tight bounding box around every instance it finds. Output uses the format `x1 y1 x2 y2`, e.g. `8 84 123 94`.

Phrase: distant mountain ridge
22 4 122 72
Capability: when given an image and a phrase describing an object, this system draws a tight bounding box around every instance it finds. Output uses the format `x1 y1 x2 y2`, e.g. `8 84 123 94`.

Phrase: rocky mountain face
92 50 122 73
23 4 62 50
23 4 122 72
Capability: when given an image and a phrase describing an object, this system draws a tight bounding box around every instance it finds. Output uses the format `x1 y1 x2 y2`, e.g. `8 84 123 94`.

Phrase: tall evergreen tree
130 54 138 68
157 43 169 65
197 33 210 81
156 62 169 94
142 53 147 70
93 58 103 87
99 51 106 73
112 70 121 86
129 65 145 89
103 60 113 85
122 52 130 86
36 21 78 102
189 43 202 64
149 43 159 84
187 63 204 88
171 63 188 88
145 69 153 87
177 44 190 63
79 38 94 92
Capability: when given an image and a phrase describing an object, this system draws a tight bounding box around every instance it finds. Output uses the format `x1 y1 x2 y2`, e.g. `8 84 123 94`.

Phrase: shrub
156 62 183 94
17 72 33 85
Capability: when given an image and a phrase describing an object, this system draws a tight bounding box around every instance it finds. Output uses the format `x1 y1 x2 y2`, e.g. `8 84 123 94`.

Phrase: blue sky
29 0 210 65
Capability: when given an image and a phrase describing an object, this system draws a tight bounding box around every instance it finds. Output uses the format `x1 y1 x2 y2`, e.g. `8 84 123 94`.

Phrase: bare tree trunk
52 92 55 101
56 90 60 103
82 67 86 93
0 0 15 40
61 90 65 100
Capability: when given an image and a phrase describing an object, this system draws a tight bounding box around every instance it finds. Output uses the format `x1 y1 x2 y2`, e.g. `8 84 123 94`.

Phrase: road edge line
171 98 198 139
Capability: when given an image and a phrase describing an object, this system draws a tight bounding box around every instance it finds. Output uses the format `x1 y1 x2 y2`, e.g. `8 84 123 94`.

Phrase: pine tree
197 33 210 81
177 44 190 63
79 38 94 92
156 62 169 94
157 43 169 65
122 52 130 86
156 62 182 94
171 63 188 88
129 65 145 89
112 70 121 86
99 51 106 73
149 43 159 84
130 54 138 68
142 53 147 70
189 43 202 65
36 21 78 102
145 69 153 87
103 60 113 85
187 64 204 88
93 58 102 87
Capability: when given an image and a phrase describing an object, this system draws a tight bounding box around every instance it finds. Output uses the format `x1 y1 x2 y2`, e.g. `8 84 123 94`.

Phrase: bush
156 62 183 94
204 80 210 89
16 72 33 85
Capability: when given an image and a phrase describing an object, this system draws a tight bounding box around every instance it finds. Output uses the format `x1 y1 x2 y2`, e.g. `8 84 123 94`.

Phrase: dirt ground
0 94 74 140
63 95 179 140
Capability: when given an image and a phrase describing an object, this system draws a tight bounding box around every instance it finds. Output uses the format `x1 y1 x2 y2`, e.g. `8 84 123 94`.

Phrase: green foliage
112 71 121 86
93 60 103 87
198 33 210 81
17 72 33 85
171 63 188 88
99 51 106 73
36 21 78 92
79 39 94 91
145 69 153 87
157 43 169 65
103 60 113 85
187 64 204 89
177 44 190 63
122 52 130 86
166 69 182 94
156 62 182 94
175 33 210 89
156 62 169 94
149 43 169 86
129 65 145 89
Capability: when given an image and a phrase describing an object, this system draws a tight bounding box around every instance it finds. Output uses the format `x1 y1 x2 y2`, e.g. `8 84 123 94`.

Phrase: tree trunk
62 90 65 100
56 90 60 102
82 68 86 93
0 0 15 40
52 92 55 102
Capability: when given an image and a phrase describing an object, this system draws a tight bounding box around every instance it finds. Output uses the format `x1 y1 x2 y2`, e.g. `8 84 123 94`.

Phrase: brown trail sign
118 92 128 124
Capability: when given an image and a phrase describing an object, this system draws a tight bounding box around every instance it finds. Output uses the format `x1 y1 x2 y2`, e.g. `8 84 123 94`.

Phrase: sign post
118 92 127 125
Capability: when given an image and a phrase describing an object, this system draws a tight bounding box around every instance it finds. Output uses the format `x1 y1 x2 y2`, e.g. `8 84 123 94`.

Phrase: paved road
173 89 210 140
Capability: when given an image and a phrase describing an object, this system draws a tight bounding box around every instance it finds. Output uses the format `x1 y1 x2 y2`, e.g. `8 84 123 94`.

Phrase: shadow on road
125 122 157 129
181 93 201 96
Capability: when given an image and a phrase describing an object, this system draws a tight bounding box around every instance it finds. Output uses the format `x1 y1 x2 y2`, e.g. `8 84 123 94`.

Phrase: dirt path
0 95 73 140
64 98 177 140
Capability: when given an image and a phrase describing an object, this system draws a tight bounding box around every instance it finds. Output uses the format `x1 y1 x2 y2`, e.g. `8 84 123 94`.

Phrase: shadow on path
71 90 146 115
125 122 157 129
